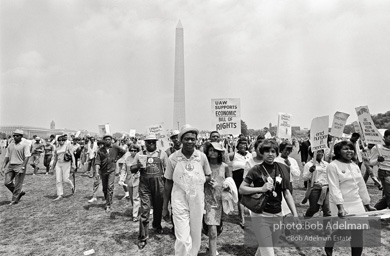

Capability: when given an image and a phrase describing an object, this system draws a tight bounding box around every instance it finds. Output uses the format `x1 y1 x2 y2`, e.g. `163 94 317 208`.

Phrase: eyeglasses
58 139 65 142
145 141 157 144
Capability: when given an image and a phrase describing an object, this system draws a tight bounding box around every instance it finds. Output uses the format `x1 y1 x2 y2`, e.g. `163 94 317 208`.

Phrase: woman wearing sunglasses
51 134 75 201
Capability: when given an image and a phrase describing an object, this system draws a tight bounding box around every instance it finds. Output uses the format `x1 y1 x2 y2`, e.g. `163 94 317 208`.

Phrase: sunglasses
129 149 137 152
58 139 66 142
13 134 22 137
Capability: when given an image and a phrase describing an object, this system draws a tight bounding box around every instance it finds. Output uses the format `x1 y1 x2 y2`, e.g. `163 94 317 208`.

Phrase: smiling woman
325 140 377 256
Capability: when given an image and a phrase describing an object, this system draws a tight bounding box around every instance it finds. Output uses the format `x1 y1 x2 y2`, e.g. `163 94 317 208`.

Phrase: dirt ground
0 147 389 256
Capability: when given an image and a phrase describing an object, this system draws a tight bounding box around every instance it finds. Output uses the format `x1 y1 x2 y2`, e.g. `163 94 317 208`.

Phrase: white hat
178 124 199 141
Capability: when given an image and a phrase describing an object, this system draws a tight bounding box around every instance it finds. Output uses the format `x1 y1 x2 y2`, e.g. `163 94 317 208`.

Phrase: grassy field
1 147 389 256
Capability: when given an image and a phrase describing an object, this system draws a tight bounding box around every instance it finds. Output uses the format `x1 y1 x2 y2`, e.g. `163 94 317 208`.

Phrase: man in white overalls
163 125 212 256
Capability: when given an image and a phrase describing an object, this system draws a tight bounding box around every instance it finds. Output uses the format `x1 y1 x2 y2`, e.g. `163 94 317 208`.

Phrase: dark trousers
325 230 363 256
233 169 244 200
304 185 331 217
4 165 26 202
375 169 390 210
101 171 115 208
44 155 52 172
138 175 164 241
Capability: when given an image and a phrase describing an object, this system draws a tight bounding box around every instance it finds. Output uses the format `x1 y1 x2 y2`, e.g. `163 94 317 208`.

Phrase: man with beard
95 134 126 213
1 129 31 205
130 133 169 249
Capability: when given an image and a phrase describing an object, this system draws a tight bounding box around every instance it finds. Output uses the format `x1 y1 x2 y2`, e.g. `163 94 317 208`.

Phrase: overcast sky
1 0 390 134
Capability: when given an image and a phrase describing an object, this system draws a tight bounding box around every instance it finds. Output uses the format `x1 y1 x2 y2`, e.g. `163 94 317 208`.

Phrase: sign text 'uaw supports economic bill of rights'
211 98 241 135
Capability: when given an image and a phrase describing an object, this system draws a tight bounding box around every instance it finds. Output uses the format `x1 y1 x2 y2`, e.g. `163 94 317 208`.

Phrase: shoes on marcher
155 228 164 234
133 217 139 222
105 207 112 213
17 191 26 202
88 197 97 203
71 187 76 194
378 185 383 190
53 196 63 201
9 201 18 206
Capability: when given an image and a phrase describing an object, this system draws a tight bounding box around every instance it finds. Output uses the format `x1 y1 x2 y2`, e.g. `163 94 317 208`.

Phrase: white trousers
55 162 74 196
172 186 204 256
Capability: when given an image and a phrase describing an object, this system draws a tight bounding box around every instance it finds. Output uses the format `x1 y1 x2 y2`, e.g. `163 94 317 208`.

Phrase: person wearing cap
51 134 76 201
162 125 212 256
94 134 126 212
1 129 31 205
30 136 44 175
228 138 253 228
203 142 232 256
130 133 169 249
166 130 181 157
205 131 230 164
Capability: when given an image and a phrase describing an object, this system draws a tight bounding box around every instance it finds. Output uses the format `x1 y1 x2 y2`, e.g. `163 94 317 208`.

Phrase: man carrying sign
370 129 390 210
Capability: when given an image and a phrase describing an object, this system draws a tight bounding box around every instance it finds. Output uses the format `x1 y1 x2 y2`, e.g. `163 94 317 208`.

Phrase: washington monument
173 20 186 129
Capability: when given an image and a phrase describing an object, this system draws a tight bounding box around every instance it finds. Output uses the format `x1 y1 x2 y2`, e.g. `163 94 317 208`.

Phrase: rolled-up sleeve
326 163 344 205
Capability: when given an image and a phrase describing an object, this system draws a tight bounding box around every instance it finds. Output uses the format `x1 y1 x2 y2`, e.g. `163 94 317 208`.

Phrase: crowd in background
1 127 390 256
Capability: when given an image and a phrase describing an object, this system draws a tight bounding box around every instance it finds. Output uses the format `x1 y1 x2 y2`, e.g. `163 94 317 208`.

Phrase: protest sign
277 113 292 139
129 129 136 137
355 106 382 144
211 98 241 135
310 116 329 151
146 124 169 150
330 112 349 137
98 123 111 137
75 131 81 138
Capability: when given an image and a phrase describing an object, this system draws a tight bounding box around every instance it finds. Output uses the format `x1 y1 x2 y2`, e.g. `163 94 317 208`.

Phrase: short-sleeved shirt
164 149 212 180
5 142 31 165
244 162 290 214
95 144 126 172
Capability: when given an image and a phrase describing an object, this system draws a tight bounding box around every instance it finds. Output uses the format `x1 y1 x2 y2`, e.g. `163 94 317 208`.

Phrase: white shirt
302 159 329 185
274 156 301 181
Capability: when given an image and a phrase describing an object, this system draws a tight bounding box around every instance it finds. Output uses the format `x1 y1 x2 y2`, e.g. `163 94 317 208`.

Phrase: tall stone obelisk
173 20 186 130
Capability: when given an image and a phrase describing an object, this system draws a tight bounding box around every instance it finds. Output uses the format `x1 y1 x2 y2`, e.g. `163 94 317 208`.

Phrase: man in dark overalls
130 133 169 249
